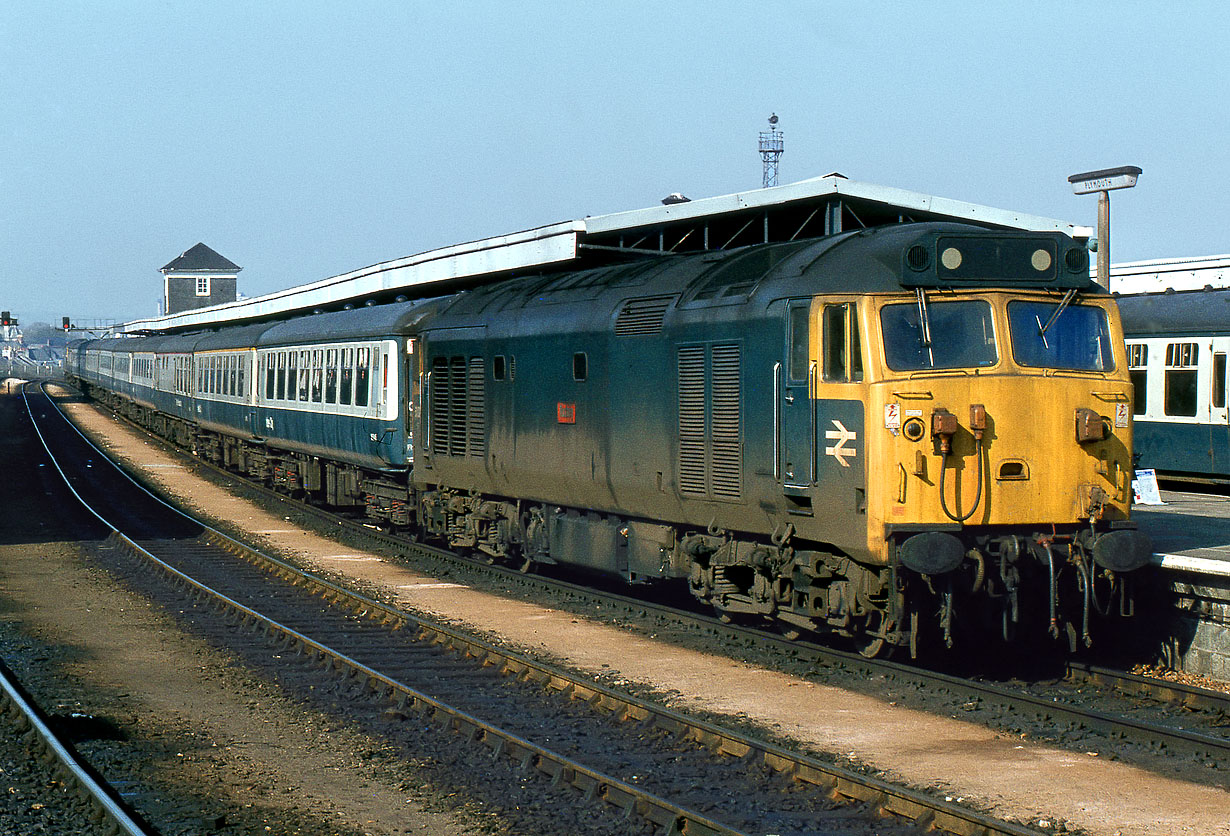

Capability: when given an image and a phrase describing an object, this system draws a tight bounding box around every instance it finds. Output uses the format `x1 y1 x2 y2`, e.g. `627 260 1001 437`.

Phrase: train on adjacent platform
1118 287 1230 483
66 222 1152 656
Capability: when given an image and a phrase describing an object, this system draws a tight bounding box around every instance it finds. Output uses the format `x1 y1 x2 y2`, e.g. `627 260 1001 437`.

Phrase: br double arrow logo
824 420 857 467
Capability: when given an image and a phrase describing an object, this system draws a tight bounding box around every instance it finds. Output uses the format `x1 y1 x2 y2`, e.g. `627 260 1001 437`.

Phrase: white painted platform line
1153 553 1230 578
321 555 382 562
397 583 465 590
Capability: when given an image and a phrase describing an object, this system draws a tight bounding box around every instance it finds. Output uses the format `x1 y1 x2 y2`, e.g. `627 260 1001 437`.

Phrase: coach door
778 301 815 493
1212 338 1230 473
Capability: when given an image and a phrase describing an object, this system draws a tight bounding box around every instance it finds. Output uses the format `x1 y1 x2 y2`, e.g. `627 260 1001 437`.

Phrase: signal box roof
125 175 1090 334
161 243 241 274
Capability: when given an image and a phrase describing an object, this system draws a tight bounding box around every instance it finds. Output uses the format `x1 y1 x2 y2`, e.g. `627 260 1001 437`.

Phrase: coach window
325 348 338 403
340 348 354 405
275 353 286 400
312 350 324 403
238 356 245 397
1214 352 1227 410
1164 342 1199 417
1128 344 1148 415
298 351 310 401
573 352 587 382
230 356 238 396
356 347 371 407
286 352 297 401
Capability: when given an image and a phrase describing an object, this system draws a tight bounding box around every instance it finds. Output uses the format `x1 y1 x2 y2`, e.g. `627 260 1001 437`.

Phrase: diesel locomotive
66 221 1152 656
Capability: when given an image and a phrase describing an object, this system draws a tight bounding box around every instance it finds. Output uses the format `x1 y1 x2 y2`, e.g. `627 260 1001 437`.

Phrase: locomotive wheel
851 611 895 658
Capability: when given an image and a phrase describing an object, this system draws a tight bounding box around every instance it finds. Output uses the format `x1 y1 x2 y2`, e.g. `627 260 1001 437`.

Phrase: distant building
1110 253 1230 295
161 243 240 315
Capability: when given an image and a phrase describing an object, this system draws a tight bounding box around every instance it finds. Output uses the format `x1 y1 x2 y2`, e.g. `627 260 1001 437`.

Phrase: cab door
779 300 815 491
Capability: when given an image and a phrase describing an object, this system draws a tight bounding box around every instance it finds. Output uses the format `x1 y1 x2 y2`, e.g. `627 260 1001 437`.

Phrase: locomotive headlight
1031 249 1053 272
940 247 963 270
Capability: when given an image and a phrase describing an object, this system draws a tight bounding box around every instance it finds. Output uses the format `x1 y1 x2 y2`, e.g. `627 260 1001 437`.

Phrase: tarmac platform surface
1134 490 1230 577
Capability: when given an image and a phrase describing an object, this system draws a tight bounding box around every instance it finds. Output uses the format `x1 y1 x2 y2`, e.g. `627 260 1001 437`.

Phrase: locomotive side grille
448 356 468 457
677 343 743 500
709 344 742 498
430 355 486 458
430 356 451 454
467 357 486 457
615 296 674 336
677 346 708 496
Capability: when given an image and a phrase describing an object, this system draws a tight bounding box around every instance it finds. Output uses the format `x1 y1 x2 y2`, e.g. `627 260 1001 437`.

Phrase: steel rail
34 382 1051 836
13 384 161 836
1064 660 1230 713
0 658 157 836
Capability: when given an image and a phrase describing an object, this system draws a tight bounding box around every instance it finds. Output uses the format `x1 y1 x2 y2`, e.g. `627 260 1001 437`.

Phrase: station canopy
122 175 1091 335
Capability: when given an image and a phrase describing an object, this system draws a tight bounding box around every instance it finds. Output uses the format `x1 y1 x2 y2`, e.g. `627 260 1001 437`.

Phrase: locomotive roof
1117 288 1230 337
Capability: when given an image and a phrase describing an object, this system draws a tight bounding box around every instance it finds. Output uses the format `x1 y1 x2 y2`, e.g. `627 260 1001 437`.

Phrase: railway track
68 386 1228 773
0 645 156 836
34 381 1230 828
27 386 1064 834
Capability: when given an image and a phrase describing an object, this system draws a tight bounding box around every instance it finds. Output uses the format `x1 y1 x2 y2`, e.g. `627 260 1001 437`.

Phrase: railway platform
1133 491 1230 678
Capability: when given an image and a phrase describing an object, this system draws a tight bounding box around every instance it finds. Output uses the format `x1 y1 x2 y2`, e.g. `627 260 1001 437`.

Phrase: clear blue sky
2 2 1225 325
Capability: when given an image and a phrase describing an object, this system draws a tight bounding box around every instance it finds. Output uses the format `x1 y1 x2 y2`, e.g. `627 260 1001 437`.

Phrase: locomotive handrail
772 361 781 481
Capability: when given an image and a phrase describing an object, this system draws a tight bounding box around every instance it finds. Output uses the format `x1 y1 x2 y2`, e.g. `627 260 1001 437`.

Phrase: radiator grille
430 355 486 458
615 296 674 336
677 343 742 499
677 346 708 496
467 357 486 457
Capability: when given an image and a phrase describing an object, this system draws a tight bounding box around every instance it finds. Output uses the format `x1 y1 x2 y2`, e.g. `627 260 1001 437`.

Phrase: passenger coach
1119 288 1230 480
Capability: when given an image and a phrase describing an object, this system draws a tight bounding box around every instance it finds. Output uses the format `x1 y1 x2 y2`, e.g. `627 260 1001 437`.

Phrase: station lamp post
1068 165 1142 290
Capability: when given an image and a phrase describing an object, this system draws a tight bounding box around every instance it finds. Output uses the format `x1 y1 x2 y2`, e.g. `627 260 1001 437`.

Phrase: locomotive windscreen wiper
915 288 935 367
1035 288 1078 349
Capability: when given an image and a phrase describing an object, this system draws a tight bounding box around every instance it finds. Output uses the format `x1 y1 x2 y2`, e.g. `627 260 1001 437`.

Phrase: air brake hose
938 437 984 523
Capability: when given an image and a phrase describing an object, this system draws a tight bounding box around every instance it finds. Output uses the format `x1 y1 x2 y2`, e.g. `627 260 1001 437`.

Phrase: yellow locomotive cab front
866 291 1135 547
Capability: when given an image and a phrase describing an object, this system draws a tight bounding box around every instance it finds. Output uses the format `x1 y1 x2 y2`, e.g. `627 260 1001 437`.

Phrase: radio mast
759 113 783 188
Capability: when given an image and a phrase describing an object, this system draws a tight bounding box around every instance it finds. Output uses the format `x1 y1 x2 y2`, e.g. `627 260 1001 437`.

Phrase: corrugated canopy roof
127 176 1089 334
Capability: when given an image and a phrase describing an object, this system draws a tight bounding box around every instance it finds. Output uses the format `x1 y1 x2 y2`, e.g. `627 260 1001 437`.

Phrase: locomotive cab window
787 303 810 383
493 355 506 381
822 302 863 383
882 300 996 371
1008 301 1114 372
573 352 588 382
